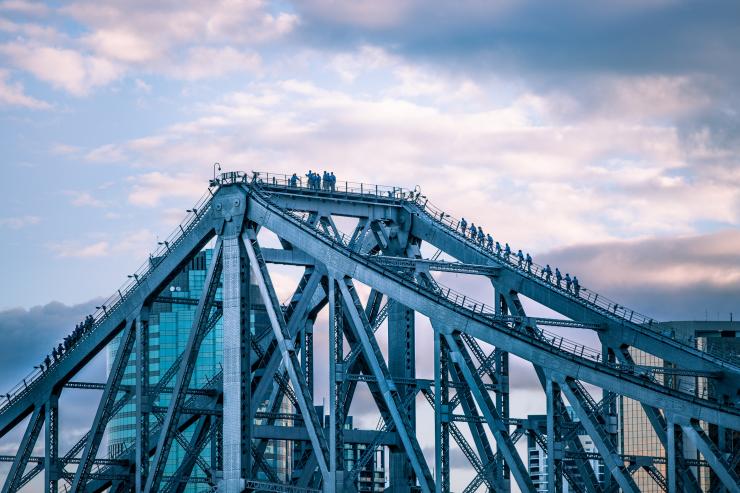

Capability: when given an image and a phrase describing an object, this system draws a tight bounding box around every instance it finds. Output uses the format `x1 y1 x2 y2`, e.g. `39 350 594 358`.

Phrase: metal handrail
255 170 737 364
406 196 740 364
0 189 214 415
250 181 724 405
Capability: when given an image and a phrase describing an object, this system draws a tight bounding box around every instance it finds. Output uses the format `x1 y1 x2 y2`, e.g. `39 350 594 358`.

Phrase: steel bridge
1 170 739 493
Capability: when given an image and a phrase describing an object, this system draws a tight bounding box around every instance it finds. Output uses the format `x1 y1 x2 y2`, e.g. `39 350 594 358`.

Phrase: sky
1 0 740 489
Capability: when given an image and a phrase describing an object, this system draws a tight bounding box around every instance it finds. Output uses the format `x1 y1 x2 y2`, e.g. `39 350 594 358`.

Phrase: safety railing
250 170 416 203
0 189 215 415
250 181 722 404
403 189 740 365
251 171 740 363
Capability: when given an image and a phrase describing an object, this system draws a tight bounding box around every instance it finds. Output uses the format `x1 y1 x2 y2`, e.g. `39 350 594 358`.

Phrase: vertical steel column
433 329 450 493
496 292 510 491
328 277 338 493
388 302 416 492
667 418 676 493
136 307 151 493
320 276 347 490
546 379 562 493
44 393 58 493
602 346 616 490
222 235 250 492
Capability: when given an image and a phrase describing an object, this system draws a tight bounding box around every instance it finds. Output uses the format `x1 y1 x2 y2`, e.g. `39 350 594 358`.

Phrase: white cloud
64 191 106 208
0 42 123 96
84 143 126 163
49 240 109 258
47 229 156 258
0 69 51 109
0 0 50 16
127 172 207 207
0 215 40 229
0 1 294 96
134 78 151 93
165 46 261 80
82 28 161 64
83 62 739 251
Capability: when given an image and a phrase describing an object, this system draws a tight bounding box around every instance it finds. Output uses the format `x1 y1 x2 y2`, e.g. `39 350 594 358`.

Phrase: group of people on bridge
542 265 580 296
290 170 337 191
454 217 581 298
457 217 534 273
38 315 95 374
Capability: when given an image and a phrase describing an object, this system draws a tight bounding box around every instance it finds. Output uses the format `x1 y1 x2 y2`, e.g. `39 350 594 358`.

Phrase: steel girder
242 229 332 482
0 207 217 439
5 177 740 493
246 188 740 429
71 318 137 491
144 238 224 493
2 406 44 493
337 277 436 492
263 182 739 379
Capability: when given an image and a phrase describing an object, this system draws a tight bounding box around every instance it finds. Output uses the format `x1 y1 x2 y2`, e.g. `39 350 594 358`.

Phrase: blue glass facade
108 249 289 490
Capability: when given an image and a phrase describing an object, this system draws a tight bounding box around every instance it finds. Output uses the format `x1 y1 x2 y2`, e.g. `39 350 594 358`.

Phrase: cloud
84 68 739 252
65 190 106 208
0 41 123 96
0 299 103 392
0 69 51 109
0 1 295 96
49 240 110 258
84 143 127 163
295 1 740 80
0 215 40 229
47 229 156 259
0 0 50 16
127 172 206 207
539 229 740 320
165 46 261 80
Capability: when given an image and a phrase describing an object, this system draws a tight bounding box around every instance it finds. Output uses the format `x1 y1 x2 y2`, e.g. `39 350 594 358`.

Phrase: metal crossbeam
5 175 740 493
2 405 44 493
556 374 639 493
338 277 435 493
144 239 223 493
71 318 137 491
243 230 332 482
444 331 535 492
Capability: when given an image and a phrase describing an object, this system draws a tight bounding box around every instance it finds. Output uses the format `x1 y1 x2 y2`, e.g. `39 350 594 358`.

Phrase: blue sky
1 1 740 487
2 0 740 310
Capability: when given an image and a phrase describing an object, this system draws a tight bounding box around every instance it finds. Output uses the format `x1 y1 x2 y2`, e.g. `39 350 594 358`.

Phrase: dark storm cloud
295 1 740 80
538 229 740 321
0 299 108 481
0 298 103 393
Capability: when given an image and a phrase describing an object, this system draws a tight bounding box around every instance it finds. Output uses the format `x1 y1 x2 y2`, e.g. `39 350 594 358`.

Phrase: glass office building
107 249 281 491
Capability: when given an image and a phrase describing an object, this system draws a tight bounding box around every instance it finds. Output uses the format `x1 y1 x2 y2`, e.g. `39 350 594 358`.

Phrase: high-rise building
620 320 740 492
526 409 604 492
108 249 280 491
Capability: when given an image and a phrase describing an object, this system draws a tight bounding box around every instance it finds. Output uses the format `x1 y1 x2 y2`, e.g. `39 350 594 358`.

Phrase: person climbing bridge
544 264 552 282
525 253 532 273
289 173 299 187
486 234 494 251
517 249 524 268
495 241 502 257
477 226 485 245
504 243 511 260
460 217 467 234
565 273 572 292
573 276 580 296
469 222 477 240
555 268 562 287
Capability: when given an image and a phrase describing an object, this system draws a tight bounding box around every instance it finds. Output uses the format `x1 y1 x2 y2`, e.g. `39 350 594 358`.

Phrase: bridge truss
1 171 739 493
